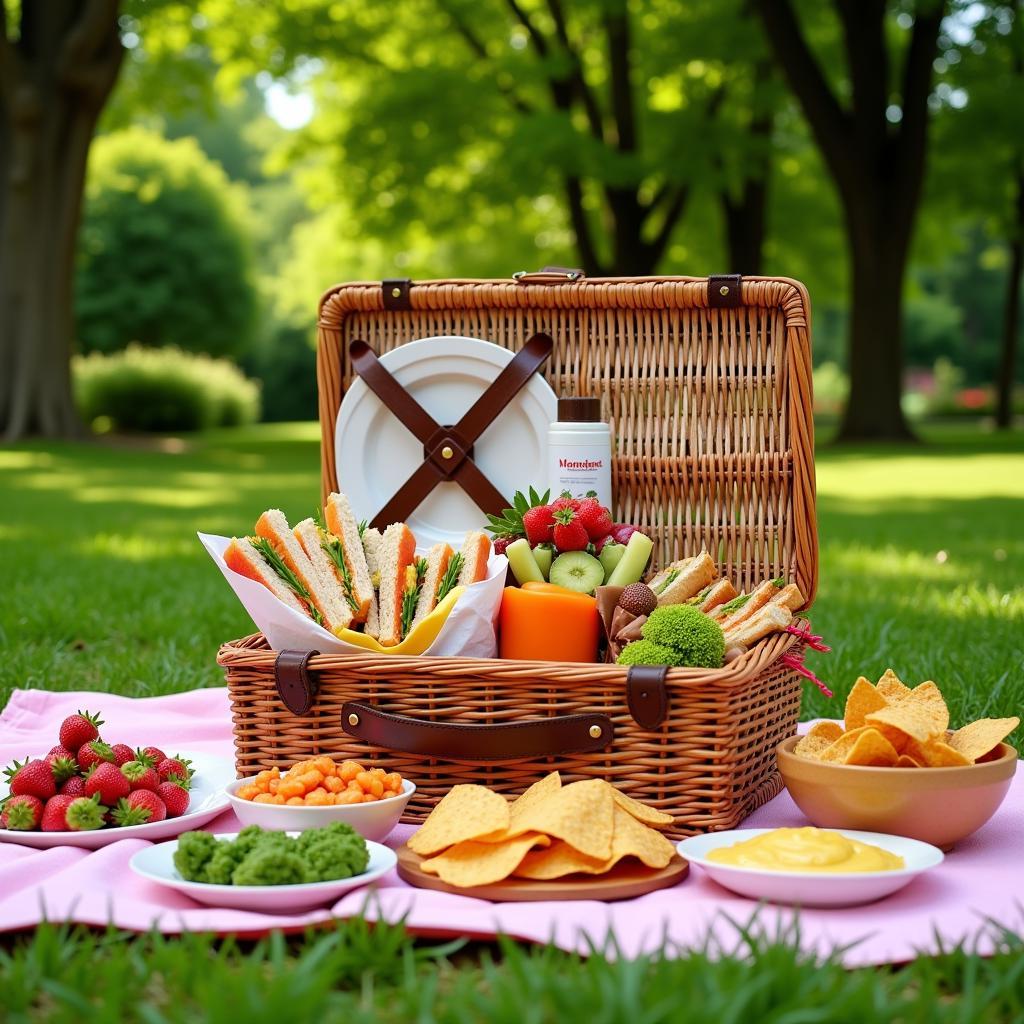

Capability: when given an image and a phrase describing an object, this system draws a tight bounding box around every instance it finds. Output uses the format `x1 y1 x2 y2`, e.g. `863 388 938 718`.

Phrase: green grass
2 422 1023 1012
2 917 1024 1023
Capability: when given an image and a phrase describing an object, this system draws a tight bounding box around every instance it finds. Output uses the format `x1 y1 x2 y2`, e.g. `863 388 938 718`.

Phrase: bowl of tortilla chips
777 669 1019 849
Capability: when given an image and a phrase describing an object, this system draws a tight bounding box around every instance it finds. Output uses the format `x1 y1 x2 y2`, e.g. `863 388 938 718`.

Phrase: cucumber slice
605 531 655 587
507 538 545 585
549 551 605 595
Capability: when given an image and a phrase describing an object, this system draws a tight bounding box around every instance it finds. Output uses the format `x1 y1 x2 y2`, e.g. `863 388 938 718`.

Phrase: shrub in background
74 346 261 433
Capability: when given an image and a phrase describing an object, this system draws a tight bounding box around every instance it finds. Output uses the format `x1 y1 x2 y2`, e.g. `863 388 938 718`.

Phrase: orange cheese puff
268 779 280 794
384 772 403 792
309 756 336 776
237 784 259 800
270 795 286 804
305 789 331 806
324 775 345 794
286 796 305 806
256 770 273 785
252 793 276 804
336 790 362 805
339 760 361 782
299 769 324 790
279 780 305 799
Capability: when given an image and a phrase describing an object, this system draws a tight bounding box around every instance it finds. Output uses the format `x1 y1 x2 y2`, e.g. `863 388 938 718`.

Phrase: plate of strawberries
0 709 234 849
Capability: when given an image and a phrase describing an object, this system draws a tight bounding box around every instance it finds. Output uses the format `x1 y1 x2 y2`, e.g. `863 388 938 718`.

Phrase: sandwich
456 531 491 586
254 509 353 632
647 550 717 607
723 603 794 648
411 542 455 630
375 523 418 646
361 526 384 640
223 536 313 620
320 492 375 622
714 577 785 632
687 577 738 614
768 582 804 612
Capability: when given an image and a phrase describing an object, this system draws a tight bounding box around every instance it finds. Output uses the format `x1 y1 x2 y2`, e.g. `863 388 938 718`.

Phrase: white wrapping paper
199 532 506 657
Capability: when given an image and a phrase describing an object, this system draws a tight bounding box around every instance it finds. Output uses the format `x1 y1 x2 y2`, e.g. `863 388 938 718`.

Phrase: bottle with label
547 397 613 509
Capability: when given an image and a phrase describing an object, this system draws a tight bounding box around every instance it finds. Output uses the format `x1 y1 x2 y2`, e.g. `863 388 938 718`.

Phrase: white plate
0 750 234 850
130 832 397 912
676 828 944 907
226 777 415 842
336 336 557 547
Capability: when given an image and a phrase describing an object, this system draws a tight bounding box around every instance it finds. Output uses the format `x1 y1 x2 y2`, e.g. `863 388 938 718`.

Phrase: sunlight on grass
76 533 198 561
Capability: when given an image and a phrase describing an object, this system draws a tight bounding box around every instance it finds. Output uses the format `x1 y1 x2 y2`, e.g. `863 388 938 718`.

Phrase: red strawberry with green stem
156 779 190 818
47 754 79 785
85 762 130 805
110 743 135 767
41 793 106 832
112 790 166 826
59 710 103 753
485 487 551 550
122 760 160 792
139 746 166 765
4 758 56 801
522 504 556 546
573 496 613 541
77 739 115 774
1 794 43 830
551 505 590 552
156 755 192 784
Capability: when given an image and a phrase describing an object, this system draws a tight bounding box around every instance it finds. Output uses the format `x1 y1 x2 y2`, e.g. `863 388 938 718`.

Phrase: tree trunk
0 2 123 441
723 172 768 276
995 166 1024 429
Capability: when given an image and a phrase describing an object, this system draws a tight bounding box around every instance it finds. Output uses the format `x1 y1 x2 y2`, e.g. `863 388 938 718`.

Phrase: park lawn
2 422 1023 1020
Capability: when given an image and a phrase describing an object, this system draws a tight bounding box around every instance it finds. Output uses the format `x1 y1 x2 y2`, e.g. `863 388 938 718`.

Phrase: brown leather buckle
626 665 668 730
341 701 612 760
424 430 472 478
382 279 411 311
708 274 742 309
274 649 320 715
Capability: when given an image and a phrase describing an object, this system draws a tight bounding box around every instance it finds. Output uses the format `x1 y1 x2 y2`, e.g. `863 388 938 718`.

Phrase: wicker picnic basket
218 271 818 839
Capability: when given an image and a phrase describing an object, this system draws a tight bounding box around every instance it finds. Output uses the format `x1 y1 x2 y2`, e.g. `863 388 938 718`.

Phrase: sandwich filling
312 510 360 615
248 535 324 626
400 558 429 640
436 553 464 604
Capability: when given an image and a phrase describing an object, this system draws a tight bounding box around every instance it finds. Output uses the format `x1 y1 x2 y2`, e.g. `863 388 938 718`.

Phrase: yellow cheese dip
707 827 904 873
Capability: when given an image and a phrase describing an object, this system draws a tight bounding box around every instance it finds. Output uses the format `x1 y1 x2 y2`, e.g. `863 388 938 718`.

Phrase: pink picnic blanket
1 688 1021 964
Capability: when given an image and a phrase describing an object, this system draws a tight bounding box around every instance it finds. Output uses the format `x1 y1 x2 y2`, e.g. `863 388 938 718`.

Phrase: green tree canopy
75 126 258 357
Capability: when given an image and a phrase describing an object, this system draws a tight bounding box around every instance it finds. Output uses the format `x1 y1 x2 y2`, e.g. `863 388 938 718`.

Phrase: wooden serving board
396 845 689 902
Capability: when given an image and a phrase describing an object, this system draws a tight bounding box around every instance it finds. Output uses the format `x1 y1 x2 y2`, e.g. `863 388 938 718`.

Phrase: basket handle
512 266 585 284
340 701 613 761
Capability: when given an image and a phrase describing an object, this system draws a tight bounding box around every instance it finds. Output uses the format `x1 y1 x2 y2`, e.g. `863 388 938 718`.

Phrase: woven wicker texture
218 274 818 836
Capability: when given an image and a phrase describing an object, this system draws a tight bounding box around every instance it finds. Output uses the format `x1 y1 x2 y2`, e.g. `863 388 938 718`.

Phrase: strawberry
574 497 613 541
1 794 43 831
60 776 87 797
156 779 190 818
522 504 556 546
136 746 166 767
46 744 75 762
493 536 514 556
593 534 615 554
156 755 192 784
109 743 135 767
47 754 79 785
121 760 161 792
41 793 105 832
85 762 130 805
4 758 56 801
112 790 166 826
551 505 590 552
77 739 115 773
610 523 642 545
58 710 103 752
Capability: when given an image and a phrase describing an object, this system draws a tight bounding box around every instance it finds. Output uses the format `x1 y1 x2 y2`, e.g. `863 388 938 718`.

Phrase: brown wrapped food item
595 585 654 662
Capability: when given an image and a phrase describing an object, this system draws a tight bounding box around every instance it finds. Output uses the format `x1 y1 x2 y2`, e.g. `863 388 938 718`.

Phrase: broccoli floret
640 605 724 668
232 825 269 856
203 840 249 885
232 847 309 886
294 822 368 881
616 639 686 667
173 831 219 882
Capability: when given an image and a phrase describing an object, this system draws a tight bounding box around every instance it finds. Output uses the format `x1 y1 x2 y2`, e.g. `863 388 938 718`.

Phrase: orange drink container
498 585 600 662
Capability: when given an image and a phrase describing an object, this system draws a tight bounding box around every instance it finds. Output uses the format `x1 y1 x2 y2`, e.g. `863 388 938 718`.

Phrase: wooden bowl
776 737 1017 850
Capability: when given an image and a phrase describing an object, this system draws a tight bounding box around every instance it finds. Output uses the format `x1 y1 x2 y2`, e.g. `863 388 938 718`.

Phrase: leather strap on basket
274 649 320 715
350 333 554 528
708 274 742 309
626 665 669 730
340 700 612 760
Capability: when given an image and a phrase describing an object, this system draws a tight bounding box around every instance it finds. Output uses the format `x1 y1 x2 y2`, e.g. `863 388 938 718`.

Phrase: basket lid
316 273 817 606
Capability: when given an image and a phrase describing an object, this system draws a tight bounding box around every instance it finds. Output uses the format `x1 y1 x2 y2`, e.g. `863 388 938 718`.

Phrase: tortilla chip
894 754 923 768
407 784 511 856
843 728 900 767
794 721 845 759
608 804 676 868
948 717 1019 763
876 668 912 703
421 832 550 887
817 726 870 762
901 736 971 768
514 840 611 879
865 682 948 744
610 786 674 828
845 677 888 731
